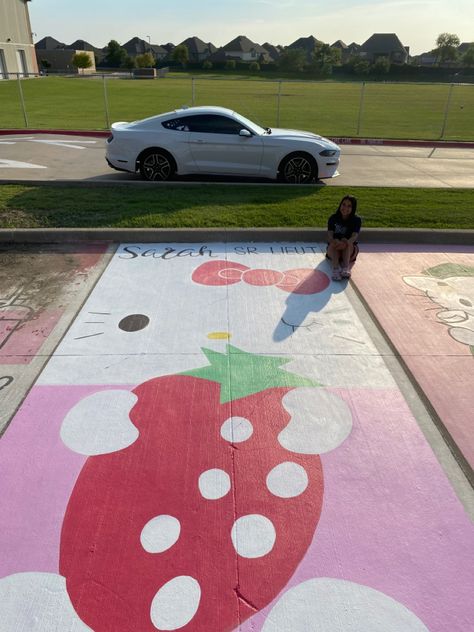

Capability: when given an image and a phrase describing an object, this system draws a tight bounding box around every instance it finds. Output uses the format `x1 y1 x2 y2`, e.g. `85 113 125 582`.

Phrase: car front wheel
278 153 317 184
139 149 176 181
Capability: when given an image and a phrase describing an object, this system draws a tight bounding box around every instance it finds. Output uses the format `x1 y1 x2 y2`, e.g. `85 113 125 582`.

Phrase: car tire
139 149 176 181
278 153 317 184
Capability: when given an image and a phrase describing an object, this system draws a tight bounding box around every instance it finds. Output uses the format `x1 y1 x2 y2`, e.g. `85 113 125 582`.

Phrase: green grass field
1 75 473 141
1 184 472 229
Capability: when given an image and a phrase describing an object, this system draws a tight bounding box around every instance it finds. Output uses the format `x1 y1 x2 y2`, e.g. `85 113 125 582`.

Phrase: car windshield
230 111 267 135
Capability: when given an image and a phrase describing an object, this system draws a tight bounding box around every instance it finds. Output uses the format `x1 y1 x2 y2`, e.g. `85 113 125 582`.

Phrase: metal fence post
440 83 454 139
17 73 29 128
191 77 195 106
276 80 282 127
356 81 365 136
103 74 110 129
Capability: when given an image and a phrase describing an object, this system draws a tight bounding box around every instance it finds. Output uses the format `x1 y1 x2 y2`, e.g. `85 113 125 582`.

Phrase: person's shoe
341 267 351 279
332 269 342 281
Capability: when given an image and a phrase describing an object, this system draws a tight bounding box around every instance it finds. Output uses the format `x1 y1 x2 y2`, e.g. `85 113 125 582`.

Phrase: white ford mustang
106 106 340 183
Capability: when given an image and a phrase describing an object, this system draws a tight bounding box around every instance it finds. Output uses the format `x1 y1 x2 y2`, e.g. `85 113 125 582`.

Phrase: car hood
266 128 339 148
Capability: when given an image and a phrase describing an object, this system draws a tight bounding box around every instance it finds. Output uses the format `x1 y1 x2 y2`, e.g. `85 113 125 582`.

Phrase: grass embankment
1 76 473 140
0 184 472 230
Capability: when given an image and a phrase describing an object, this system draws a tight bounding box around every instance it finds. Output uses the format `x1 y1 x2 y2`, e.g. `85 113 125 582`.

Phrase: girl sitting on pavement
326 195 361 281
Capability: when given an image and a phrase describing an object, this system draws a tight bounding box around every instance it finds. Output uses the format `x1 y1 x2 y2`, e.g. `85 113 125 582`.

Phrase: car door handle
189 139 206 144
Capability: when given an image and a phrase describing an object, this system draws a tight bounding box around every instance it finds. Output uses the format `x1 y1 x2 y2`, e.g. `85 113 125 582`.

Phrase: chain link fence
1 73 473 141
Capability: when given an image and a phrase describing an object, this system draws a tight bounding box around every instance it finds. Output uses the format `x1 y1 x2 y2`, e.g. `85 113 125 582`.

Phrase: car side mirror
239 129 252 137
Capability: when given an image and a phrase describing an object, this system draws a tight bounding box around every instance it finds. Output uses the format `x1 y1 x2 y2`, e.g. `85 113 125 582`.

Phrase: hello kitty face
404 274 474 349
39 243 390 388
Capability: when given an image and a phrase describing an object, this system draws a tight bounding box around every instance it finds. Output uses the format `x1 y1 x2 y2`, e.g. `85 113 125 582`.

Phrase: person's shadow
273 258 348 342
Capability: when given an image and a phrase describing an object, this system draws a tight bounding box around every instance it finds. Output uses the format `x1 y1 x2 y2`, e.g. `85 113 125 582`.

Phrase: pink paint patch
277 269 330 294
0 384 133 577
240 388 474 632
0 308 63 364
242 268 285 286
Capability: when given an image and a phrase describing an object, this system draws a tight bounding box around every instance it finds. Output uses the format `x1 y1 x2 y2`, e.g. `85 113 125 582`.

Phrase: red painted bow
192 260 329 295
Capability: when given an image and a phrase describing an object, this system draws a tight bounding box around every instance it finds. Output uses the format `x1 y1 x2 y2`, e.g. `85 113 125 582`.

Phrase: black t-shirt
327 213 361 241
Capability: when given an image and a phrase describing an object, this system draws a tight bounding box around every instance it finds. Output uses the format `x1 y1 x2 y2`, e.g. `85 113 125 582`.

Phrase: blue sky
29 0 473 54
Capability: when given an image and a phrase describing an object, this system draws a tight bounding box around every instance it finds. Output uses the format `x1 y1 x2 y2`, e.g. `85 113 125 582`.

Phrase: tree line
66 33 474 75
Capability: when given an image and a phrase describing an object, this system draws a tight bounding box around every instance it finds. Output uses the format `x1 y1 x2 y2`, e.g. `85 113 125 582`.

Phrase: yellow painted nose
207 332 232 340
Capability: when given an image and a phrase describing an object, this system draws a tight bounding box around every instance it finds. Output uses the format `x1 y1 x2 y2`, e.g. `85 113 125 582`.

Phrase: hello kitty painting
404 263 474 353
0 243 473 632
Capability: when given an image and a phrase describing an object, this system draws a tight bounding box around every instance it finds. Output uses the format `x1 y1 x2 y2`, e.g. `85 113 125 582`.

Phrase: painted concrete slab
352 245 474 470
0 243 112 433
0 242 473 632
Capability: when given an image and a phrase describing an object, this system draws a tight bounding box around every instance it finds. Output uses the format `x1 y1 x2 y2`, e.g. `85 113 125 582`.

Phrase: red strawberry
60 346 324 631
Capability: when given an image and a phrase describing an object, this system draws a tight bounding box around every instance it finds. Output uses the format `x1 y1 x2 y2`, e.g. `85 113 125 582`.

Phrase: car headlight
319 149 337 157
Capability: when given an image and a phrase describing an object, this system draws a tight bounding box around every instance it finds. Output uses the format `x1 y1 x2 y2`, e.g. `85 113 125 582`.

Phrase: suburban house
287 35 324 60
69 39 104 63
262 42 282 62
35 35 66 50
219 35 270 62
122 37 168 62
178 36 217 62
35 36 98 73
35 48 96 73
0 0 38 78
411 50 437 66
358 33 409 64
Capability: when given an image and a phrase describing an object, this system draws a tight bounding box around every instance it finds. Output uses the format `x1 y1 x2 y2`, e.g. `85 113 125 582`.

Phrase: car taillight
106 134 114 143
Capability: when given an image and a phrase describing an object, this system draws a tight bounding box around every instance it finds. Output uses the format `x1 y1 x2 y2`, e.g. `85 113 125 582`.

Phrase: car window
182 115 250 135
161 117 190 131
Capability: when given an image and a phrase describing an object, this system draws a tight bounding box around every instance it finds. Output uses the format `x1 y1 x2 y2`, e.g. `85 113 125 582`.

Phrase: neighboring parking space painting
0 243 473 632
0 243 109 433
352 248 474 471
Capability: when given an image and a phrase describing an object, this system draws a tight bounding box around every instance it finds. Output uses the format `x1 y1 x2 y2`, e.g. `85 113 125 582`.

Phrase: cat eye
118 314 150 332
459 298 472 307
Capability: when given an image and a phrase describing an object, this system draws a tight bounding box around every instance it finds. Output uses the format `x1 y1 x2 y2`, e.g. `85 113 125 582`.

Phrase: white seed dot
220 416 253 443
198 469 231 500
150 576 201 630
140 515 181 554
231 514 276 559
266 462 309 498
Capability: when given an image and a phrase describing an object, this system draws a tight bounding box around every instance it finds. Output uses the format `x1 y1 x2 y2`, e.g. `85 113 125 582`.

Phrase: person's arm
327 216 339 245
346 217 361 244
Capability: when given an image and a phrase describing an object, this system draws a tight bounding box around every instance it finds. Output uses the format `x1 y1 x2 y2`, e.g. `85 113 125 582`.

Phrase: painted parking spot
352 245 474 471
0 243 472 631
0 243 110 433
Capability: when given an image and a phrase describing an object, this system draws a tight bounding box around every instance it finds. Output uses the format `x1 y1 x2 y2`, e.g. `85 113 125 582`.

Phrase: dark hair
336 195 357 219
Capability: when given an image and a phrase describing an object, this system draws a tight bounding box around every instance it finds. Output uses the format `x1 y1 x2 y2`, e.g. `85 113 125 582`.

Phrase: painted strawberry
60 346 326 632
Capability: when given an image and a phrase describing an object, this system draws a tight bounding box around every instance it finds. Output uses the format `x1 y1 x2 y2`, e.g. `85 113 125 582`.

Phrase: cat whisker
74 332 105 340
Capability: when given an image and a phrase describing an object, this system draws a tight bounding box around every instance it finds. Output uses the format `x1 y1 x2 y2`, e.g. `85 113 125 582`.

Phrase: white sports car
106 106 340 184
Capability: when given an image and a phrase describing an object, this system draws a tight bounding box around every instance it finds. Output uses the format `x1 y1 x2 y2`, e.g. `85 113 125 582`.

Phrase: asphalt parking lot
1 133 474 187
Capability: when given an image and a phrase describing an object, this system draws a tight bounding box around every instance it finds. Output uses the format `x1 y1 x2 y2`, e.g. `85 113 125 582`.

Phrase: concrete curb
1 129 474 149
0 228 472 245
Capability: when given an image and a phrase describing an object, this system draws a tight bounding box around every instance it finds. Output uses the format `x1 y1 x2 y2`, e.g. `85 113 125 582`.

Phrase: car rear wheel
139 149 176 181
279 153 317 184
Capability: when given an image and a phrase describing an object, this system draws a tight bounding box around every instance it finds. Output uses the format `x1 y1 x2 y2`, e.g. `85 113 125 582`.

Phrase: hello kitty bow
192 260 329 295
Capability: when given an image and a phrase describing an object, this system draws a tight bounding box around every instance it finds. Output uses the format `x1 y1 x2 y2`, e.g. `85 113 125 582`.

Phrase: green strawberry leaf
180 344 320 403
